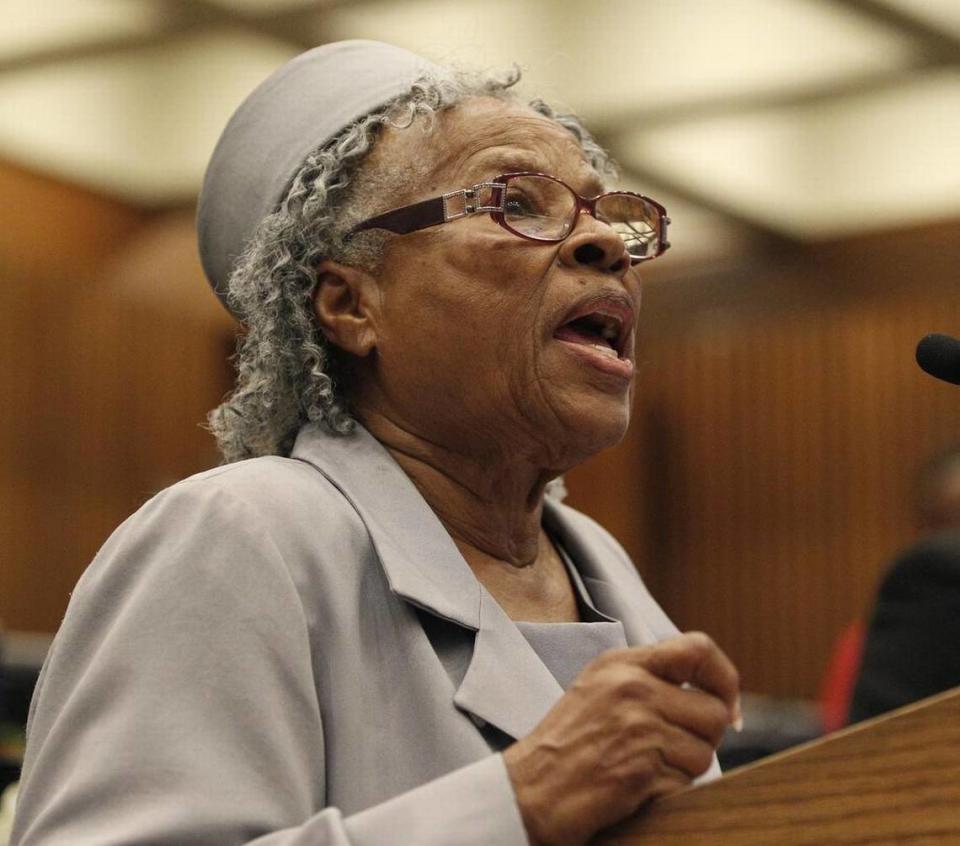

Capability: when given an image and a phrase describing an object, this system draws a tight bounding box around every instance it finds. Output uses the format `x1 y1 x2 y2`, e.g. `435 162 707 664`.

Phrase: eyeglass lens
501 175 661 259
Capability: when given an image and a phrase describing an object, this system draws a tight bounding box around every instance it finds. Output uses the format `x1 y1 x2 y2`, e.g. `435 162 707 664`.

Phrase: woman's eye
505 193 536 215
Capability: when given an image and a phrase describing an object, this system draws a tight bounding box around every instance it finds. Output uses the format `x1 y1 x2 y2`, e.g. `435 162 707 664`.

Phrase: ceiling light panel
321 0 917 125
0 30 298 203
616 69 960 238
0 0 164 62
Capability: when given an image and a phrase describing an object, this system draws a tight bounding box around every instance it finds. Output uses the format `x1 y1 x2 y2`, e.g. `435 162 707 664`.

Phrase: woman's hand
502 631 740 846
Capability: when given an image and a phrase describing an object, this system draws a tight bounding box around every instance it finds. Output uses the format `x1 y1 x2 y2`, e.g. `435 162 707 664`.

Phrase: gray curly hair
208 66 617 463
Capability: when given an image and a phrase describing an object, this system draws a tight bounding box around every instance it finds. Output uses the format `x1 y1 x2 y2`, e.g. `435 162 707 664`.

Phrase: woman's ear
313 259 380 356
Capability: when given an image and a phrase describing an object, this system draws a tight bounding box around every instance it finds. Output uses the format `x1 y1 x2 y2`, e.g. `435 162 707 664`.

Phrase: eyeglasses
348 172 670 264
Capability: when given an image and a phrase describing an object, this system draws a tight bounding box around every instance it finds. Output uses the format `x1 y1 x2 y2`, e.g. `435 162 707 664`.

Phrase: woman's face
353 97 643 471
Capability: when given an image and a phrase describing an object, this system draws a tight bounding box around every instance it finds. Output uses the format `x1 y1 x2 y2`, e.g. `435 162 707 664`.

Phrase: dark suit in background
849 531 960 723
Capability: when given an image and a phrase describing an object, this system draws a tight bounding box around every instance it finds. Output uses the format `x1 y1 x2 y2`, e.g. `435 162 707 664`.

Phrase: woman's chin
552 403 632 464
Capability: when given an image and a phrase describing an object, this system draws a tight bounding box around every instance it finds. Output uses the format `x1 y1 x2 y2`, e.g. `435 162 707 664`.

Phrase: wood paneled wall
0 163 234 633
567 219 960 698
4 158 960 700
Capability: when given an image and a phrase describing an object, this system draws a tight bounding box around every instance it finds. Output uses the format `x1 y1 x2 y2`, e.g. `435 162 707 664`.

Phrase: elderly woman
12 41 739 845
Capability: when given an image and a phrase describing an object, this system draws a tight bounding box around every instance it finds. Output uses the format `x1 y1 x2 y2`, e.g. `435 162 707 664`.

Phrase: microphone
916 333 960 386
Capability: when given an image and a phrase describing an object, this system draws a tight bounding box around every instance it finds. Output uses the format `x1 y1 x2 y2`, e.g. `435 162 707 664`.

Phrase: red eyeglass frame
348 171 671 264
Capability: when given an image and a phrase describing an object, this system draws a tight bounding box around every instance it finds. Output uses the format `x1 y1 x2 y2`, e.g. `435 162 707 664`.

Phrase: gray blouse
516 541 628 691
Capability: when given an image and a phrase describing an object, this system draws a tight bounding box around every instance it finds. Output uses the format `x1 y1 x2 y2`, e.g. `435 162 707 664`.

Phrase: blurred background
2 0 960 778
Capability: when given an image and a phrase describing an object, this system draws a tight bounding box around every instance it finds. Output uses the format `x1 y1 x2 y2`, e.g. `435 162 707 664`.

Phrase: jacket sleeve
11 479 528 846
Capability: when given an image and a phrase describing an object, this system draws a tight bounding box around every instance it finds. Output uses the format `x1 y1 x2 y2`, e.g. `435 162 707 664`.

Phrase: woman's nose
557 213 630 275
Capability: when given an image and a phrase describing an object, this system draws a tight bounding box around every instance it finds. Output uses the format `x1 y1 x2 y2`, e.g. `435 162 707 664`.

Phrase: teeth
600 324 618 341
590 343 619 358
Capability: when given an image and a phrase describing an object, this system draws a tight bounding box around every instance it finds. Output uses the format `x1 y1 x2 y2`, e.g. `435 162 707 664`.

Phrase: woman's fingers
634 673 735 747
505 633 741 845
615 632 741 722
654 717 721 777
644 760 697 804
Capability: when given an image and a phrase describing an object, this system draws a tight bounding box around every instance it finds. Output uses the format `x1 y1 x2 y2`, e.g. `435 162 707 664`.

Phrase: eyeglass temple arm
348 196 447 237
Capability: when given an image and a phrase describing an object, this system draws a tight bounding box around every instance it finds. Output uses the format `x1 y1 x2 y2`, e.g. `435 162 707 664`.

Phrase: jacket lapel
543 499 674 646
453 588 563 740
291 423 564 740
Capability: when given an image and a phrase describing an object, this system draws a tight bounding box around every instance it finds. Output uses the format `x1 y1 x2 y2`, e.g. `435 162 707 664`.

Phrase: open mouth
553 297 633 360
554 312 626 359
552 296 636 381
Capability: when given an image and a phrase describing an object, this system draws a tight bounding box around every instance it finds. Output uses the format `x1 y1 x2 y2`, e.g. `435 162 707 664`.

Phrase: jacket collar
290 423 650 739
292 422 482 629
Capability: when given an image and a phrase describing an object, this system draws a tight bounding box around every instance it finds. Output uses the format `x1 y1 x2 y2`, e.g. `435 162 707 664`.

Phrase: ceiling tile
320 0 918 124
0 0 164 61
0 0 945 243
615 69 960 238
0 29 298 203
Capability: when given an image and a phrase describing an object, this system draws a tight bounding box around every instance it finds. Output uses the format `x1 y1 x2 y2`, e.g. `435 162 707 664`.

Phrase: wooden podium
595 687 960 845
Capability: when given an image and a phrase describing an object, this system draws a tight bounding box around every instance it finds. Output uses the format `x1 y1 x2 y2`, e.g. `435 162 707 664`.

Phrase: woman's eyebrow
471 158 603 191
468 153 547 178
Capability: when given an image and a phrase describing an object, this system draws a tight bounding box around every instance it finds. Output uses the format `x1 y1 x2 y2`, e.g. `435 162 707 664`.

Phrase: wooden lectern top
594 686 960 845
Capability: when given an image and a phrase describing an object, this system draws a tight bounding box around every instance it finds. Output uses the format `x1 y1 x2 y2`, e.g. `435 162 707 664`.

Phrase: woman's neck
359 411 580 621
364 412 549 566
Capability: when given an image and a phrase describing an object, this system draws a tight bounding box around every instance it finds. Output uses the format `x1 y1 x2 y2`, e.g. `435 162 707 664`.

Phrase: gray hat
196 40 442 316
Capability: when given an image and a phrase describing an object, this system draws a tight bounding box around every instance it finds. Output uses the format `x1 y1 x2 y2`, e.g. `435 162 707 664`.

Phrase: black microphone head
916 333 960 386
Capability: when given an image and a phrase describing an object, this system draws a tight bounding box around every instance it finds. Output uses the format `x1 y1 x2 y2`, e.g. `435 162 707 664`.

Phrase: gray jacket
13 424 700 845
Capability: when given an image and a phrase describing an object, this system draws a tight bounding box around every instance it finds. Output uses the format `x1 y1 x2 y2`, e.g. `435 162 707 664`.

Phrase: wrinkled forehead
381 96 604 196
